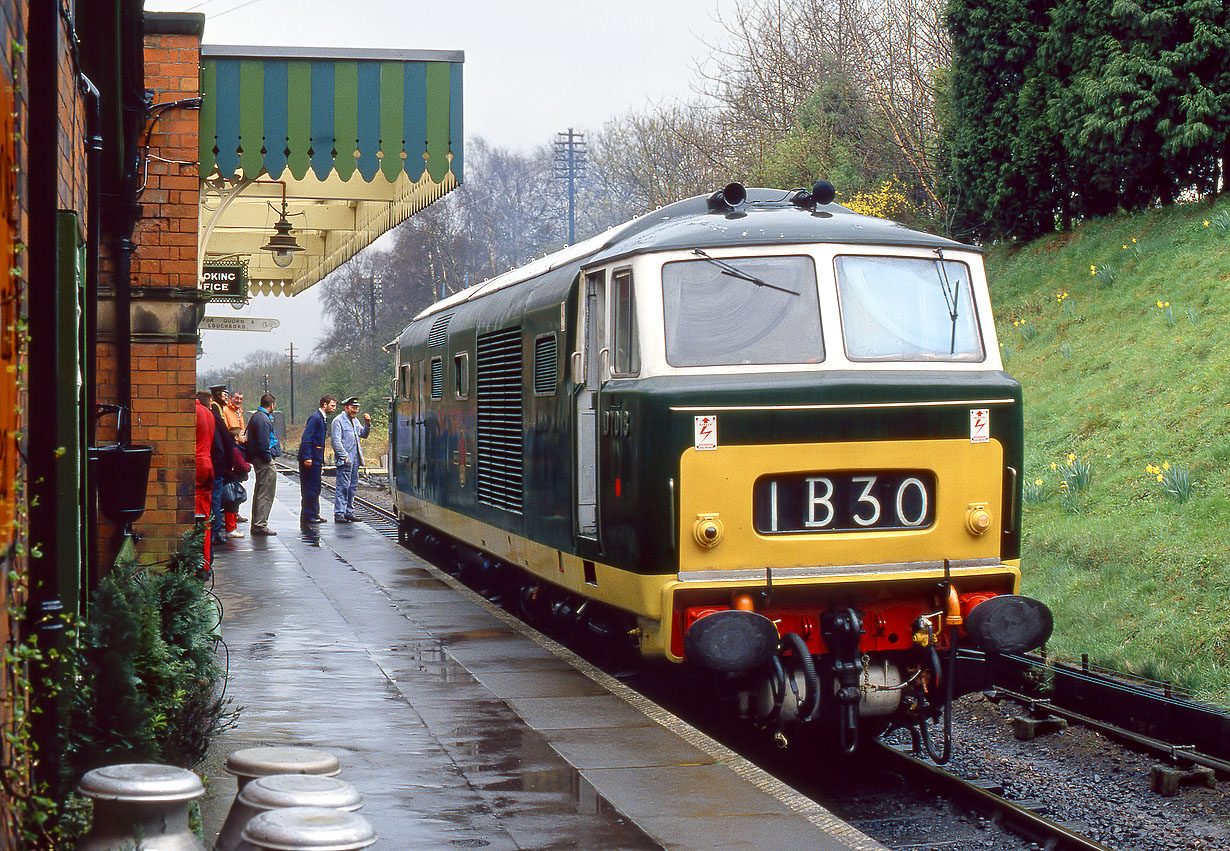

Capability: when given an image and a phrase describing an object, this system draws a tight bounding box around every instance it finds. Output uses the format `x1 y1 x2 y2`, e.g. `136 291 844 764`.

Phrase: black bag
221 480 247 511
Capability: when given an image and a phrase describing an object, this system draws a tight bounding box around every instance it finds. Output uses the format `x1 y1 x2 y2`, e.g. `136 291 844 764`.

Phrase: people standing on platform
298 394 336 525
223 389 248 535
208 396 238 546
329 396 370 522
194 392 216 563
246 392 279 536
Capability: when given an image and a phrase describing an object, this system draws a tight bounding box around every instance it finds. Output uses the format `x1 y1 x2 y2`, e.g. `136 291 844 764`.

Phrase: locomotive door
408 359 426 492
574 271 606 541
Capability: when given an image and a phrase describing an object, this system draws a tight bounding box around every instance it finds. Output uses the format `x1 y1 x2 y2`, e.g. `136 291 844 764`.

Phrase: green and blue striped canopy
200 46 463 184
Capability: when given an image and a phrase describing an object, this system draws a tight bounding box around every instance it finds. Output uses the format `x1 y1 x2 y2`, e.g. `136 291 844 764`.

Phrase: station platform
200 476 885 850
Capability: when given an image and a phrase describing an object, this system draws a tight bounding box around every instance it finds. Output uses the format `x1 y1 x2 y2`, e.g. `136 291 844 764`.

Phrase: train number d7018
753 471 936 533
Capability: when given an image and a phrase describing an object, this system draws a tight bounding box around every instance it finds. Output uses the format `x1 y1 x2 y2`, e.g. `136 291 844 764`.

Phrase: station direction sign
199 316 280 332
200 261 248 303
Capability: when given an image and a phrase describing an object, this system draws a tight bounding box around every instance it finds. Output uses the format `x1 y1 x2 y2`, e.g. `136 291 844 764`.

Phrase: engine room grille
427 313 453 347
533 334 558 395
430 357 443 399
476 327 524 513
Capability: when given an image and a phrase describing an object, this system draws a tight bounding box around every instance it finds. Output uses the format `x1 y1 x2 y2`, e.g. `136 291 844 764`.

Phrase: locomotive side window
399 364 411 399
611 270 640 375
454 352 469 399
661 255 821 366
835 255 984 362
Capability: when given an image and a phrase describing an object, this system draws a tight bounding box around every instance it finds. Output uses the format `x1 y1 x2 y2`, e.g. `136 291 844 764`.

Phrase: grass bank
986 198 1230 707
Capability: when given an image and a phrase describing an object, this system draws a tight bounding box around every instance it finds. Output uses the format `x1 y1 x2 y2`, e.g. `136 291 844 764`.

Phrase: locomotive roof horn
707 182 747 214
790 179 837 210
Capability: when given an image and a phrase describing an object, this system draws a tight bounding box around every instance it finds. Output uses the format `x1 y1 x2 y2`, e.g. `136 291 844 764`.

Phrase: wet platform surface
202 477 884 850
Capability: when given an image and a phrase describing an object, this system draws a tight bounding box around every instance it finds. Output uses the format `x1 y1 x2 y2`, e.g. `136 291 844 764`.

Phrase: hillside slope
985 199 1230 707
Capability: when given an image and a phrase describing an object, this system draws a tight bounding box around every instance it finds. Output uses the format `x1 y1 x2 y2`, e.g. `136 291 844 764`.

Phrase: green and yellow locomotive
390 183 1051 751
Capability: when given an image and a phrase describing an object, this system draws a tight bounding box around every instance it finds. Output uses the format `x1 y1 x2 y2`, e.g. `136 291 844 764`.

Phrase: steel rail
994 687 1230 776
871 741 1114 851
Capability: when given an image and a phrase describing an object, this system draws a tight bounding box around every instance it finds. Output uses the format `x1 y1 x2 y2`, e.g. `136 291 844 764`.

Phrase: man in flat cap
329 396 370 522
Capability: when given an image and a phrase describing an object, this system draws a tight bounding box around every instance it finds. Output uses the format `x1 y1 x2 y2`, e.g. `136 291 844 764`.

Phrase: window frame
609 268 640 377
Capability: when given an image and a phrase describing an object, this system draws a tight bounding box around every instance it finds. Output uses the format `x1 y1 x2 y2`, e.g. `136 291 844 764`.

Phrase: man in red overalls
195 391 215 564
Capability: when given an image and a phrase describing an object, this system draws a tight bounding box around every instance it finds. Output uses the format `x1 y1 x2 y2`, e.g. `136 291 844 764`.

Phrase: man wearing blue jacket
298 394 336 525
329 396 370 522
245 393 279 536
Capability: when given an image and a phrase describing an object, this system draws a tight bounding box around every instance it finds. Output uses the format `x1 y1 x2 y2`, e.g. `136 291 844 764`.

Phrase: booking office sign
200 260 248 307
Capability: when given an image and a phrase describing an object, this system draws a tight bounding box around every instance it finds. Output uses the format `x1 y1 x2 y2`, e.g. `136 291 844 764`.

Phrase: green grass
987 199 1230 708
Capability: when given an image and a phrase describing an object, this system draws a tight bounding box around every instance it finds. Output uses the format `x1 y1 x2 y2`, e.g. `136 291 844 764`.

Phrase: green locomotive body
391 185 1050 749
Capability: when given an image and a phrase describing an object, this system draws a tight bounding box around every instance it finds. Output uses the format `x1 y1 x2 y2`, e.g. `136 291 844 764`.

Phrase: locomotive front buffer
680 574 1053 755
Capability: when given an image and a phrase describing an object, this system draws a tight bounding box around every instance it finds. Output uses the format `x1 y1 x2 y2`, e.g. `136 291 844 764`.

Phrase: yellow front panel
678 438 1004 572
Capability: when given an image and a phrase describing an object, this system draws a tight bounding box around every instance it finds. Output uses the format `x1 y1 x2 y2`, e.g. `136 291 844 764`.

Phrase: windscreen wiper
692 249 800 295
934 248 962 354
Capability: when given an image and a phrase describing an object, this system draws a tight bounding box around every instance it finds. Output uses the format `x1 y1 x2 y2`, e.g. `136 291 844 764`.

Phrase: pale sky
143 0 738 372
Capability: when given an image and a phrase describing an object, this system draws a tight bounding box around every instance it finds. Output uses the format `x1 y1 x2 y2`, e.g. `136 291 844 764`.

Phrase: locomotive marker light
692 514 724 548
965 502 992 536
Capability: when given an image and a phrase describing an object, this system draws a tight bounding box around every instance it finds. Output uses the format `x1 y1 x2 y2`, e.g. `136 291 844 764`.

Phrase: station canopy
198 46 463 296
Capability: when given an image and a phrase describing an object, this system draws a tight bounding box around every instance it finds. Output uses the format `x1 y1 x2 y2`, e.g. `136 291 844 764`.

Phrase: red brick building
0 4 463 841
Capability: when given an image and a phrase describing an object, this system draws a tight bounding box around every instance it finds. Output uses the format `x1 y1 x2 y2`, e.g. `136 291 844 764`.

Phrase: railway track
286 470 1172 851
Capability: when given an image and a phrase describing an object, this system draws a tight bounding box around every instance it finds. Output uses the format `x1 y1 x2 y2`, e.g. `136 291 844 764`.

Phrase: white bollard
240 807 375 851
77 763 206 851
214 775 361 851
224 747 341 791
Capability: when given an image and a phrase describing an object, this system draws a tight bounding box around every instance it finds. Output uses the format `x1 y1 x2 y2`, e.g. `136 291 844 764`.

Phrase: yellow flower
1146 464 1158 475
1162 461 1170 471
1090 265 1097 275
1034 479 1043 487
1132 238 1137 243
1203 220 1210 227
1122 244 1128 249
1068 453 1076 462
1157 301 1164 308
1050 463 1057 471
1157 474 1164 482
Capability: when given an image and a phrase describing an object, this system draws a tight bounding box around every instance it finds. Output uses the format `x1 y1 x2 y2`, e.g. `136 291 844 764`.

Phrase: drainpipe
81 73 101 590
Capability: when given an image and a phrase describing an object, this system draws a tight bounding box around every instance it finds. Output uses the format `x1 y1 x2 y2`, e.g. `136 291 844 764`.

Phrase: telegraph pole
553 128 587 245
287 342 296 423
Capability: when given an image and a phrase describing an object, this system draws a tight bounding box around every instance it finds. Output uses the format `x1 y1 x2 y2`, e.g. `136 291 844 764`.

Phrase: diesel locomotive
389 183 1052 753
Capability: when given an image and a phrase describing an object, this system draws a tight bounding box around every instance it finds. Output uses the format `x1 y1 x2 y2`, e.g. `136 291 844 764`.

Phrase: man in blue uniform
329 396 370 522
298 394 336 525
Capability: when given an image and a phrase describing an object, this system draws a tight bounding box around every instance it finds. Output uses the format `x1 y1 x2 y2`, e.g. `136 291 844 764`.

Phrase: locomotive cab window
611 270 640 376
835 255 984 362
399 363 411 399
661 255 822 366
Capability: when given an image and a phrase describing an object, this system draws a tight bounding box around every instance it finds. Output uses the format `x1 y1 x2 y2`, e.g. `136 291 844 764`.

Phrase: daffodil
1157 474 1164 482
1203 220 1210 227
1162 461 1170 471
1050 463 1057 471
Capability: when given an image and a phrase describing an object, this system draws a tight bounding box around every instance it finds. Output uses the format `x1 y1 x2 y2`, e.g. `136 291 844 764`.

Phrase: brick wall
95 20 203 568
